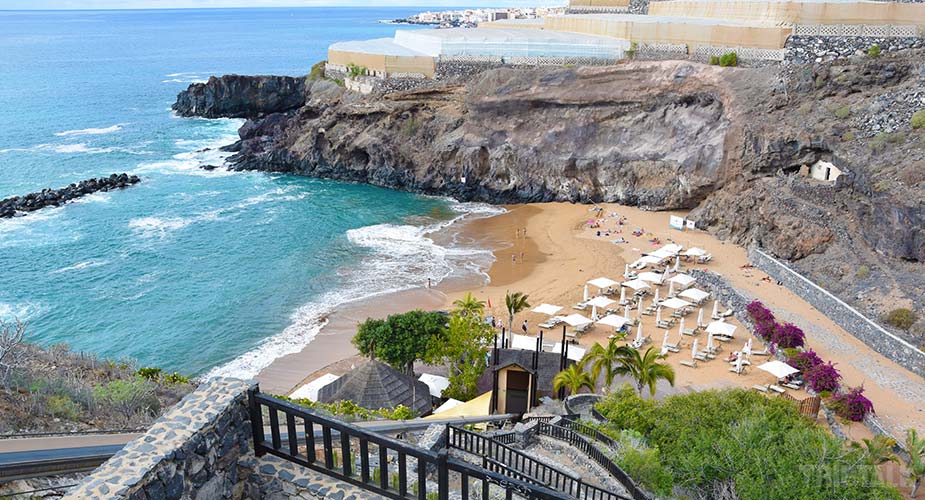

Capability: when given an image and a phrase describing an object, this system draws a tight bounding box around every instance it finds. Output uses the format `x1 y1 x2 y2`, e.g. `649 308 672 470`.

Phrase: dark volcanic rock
172 75 307 119
0 173 140 218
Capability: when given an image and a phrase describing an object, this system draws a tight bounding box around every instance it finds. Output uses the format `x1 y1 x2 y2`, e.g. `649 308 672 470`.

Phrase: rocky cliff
174 53 925 340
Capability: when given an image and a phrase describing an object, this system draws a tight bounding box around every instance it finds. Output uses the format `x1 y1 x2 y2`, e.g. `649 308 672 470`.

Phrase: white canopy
433 398 464 415
669 274 696 287
559 313 593 327
757 360 800 379
596 314 630 329
706 321 737 338
680 288 710 302
662 243 683 254
549 343 587 362
650 248 676 259
418 373 451 398
634 255 664 266
587 277 619 289
510 334 537 351
683 247 707 257
660 297 693 310
622 279 651 291
637 272 664 283
587 296 616 308
290 373 341 401
532 303 563 315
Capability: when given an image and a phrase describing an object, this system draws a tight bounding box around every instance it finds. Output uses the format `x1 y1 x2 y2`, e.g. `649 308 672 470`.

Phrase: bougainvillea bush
830 386 874 422
772 322 806 349
746 300 775 326
805 361 842 393
787 349 823 373
755 321 778 343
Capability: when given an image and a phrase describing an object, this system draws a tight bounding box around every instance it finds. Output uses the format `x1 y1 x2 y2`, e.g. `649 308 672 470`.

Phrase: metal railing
446 426 630 500
536 423 648 500
250 390 571 500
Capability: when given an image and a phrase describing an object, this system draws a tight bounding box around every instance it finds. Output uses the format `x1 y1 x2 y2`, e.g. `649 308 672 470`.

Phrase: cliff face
174 54 925 338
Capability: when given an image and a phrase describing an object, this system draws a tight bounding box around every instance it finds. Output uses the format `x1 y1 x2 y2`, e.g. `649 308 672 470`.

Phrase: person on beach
521 319 528 335
512 254 516 264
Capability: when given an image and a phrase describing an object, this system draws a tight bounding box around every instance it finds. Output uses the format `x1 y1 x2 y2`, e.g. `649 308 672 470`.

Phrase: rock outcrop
174 51 925 339
0 173 140 218
172 75 307 119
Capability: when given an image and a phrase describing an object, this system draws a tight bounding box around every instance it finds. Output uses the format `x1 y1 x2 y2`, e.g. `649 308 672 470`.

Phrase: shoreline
262 201 923 444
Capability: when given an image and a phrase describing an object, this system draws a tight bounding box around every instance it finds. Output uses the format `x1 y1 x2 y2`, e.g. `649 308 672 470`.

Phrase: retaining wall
747 248 925 379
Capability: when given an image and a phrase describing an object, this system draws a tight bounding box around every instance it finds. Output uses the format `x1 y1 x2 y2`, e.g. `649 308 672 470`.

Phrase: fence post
248 385 266 457
437 448 450 500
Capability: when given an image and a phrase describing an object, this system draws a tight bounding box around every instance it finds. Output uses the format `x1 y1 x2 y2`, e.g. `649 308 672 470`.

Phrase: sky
3 0 563 9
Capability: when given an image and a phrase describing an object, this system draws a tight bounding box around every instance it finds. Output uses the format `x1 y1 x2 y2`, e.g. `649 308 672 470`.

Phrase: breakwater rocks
0 173 140 218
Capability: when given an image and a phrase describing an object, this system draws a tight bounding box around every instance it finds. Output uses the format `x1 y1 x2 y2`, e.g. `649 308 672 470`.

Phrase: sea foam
54 124 124 137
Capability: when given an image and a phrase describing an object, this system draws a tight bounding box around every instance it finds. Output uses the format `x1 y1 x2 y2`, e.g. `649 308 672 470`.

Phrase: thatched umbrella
317 360 433 416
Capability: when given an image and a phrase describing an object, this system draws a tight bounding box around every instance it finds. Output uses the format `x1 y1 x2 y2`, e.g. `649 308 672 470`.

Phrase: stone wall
747 248 925 379
63 378 254 500
785 36 925 65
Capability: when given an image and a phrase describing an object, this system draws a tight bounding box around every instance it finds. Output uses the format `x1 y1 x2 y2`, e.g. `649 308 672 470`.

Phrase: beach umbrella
706 332 715 352
592 305 598 320
655 306 663 324
680 288 709 303
734 354 744 375
742 339 752 360
662 330 670 349
706 321 737 338
588 277 620 290
624 263 631 277
661 297 692 310
692 338 699 359
619 286 626 304
624 305 631 320
678 317 685 336
697 308 705 327
635 323 643 344
623 279 651 291
757 360 799 379
583 284 589 302
668 280 675 297
683 247 707 257
673 255 681 272
532 304 563 315
636 296 643 311
654 288 660 304
637 272 663 284
711 300 719 319
597 314 629 329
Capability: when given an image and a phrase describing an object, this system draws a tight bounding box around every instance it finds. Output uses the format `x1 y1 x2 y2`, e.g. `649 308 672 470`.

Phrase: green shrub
346 63 367 79
617 446 673 496
625 42 638 60
93 377 158 424
594 388 901 500
593 384 657 434
856 265 870 278
912 110 925 129
719 52 738 67
841 131 856 142
867 45 881 58
308 60 327 81
47 395 81 420
834 106 851 119
273 395 415 421
709 55 720 65
136 367 162 381
884 308 917 330
163 372 190 385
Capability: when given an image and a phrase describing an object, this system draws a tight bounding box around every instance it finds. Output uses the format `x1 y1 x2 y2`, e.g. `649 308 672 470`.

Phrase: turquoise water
0 8 497 377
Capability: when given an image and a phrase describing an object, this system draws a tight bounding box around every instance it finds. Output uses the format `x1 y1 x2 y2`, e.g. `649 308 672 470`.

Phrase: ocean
0 8 499 378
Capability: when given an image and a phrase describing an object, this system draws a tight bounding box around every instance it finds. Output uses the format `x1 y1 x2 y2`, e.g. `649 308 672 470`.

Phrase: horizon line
0 3 554 12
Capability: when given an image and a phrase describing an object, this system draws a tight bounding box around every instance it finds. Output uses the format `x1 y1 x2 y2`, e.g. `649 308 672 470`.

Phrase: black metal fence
536 423 648 500
250 390 572 500
446 426 630 500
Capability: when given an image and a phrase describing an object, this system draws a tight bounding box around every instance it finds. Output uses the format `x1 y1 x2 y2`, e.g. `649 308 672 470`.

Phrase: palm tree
505 291 531 332
907 428 925 498
850 435 899 466
553 363 595 395
584 335 630 392
453 292 486 318
614 346 676 397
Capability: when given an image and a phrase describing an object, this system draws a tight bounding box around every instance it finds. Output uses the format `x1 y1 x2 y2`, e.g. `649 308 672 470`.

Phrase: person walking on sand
521 319 528 335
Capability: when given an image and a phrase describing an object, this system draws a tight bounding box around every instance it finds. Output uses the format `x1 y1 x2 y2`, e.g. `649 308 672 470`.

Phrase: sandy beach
256 202 925 447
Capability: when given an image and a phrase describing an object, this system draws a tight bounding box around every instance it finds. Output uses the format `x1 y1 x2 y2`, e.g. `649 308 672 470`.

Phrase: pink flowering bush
786 349 823 373
755 321 778 343
805 361 841 393
745 300 775 325
830 386 874 422
772 322 806 349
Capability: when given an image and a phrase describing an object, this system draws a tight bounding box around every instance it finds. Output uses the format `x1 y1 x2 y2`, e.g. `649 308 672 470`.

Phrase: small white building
809 160 843 183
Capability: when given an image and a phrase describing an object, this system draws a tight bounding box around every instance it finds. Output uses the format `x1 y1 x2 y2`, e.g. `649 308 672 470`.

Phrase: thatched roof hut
317 360 433 416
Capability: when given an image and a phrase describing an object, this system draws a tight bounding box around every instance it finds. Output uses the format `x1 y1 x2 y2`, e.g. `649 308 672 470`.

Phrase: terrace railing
535 423 648 500
446 425 630 500
250 390 571 500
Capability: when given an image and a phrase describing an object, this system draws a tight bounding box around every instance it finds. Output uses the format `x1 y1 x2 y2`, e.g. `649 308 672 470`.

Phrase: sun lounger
680 360 697 368
573 302 589 311
729 365 747 375
751 348 770 356
565 333 578 344
782 382 801 390
693 352 709 362
682 326 699 336
656 320 673 329
539 322 555 329
769 385 786 394
697 254 712 264
575 323 592 334
752 384 769 393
